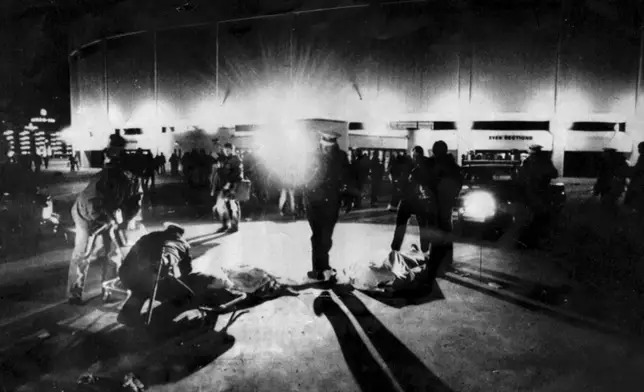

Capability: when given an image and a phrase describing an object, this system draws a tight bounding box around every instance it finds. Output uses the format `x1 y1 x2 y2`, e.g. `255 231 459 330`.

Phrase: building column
550 118 566 177
407 128 417 153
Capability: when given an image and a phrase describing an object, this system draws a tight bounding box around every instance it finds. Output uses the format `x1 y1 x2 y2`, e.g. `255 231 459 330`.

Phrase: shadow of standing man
313 287 454 392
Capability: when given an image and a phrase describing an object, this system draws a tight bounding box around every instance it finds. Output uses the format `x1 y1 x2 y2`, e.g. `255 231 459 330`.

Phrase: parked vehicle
452 160 565 239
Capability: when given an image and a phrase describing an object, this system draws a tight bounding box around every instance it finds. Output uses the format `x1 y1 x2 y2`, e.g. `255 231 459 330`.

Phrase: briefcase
236 179 252 202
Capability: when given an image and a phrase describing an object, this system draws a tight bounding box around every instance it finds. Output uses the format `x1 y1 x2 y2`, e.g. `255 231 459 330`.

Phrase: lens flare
463 191 497 221
253 121 318 187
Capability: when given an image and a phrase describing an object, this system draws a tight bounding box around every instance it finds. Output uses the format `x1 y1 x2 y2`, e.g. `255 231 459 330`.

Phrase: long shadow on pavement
0 300 237 391
440 272 633 341
313 288 454 392
359 280 446 309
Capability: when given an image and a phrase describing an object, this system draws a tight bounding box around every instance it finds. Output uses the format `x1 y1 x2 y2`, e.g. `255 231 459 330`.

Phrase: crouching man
67 134 143 305
117 223 197 328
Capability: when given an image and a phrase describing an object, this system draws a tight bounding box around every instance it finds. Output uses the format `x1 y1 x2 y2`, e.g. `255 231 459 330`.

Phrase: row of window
116 121 628 137
352 121 627 132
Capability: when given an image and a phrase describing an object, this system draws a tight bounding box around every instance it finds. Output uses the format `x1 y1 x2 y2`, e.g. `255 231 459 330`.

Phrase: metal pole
68 54 75 127
635 25 644 112
216 23 220 102
153 31 159 117
290 16 294 84
104 40 109 119
553 1 564 114
468 36 474 105
456 45 461 103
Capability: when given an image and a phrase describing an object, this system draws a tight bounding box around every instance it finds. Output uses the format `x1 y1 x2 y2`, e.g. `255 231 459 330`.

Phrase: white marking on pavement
329 290 405 392
0 299 67 330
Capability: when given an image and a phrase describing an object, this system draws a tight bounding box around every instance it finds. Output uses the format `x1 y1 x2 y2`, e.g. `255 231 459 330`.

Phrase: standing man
351 149 370 209
594 147 629 212
387 151 413 211
303 130 351 282
420 141 462 284
370 151 384 207
67 133 143 304
509 144 559 248
390 146 436 259
169 151 179 176
214 143 243 233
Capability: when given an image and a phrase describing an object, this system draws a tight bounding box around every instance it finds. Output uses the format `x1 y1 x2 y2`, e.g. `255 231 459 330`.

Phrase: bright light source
463 191 497 221
253 121 318 187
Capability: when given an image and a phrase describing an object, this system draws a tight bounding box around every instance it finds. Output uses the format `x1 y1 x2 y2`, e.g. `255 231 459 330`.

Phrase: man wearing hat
511 144 558 247
66 132 143 304
117 222 196 327
303 129 352 282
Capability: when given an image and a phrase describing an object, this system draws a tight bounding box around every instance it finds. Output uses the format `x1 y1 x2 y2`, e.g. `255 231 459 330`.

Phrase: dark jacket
428 154 462 193
74 163 142 226
219 154 243 185
370 157 384 180
518 153 558 191
594 152 629 195
304 144 351 203
404 156 436 202
120 230 192 280
389 154 414 181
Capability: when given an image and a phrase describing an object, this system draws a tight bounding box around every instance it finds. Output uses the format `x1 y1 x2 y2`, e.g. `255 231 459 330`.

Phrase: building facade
69 0 644 175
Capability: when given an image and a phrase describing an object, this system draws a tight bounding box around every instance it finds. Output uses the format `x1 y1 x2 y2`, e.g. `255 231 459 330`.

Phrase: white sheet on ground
343 248 426 291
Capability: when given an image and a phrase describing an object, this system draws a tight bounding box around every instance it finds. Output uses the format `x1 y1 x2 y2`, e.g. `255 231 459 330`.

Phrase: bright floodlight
463 191 497 221
253 121 318 187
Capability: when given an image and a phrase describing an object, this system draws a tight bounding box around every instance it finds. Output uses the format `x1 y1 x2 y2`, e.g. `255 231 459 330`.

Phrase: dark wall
558 2 640 115
106 34 155 124
218 15 293 120
376 3 461 115
470 2 560 114
76 43 105 118
70 1 644 131
157 25 218 122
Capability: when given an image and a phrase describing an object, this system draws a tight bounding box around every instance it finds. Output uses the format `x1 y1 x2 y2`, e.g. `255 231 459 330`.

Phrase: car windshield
462 164 517 182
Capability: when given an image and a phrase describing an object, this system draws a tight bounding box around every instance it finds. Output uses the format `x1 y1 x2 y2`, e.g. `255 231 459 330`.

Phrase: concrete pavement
1 174 641 391
2 218 642 391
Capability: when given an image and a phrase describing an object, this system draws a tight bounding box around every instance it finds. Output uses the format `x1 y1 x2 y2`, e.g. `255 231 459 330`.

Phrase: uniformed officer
67 133 143 304
117 223 197 327
303 130 352 282
214 143 243 233
509 144 558 248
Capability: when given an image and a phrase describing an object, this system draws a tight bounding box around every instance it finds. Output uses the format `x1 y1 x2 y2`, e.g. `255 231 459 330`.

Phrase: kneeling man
117 223 196 327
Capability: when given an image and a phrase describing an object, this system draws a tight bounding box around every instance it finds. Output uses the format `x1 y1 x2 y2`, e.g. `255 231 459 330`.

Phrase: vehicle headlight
462 191 497 221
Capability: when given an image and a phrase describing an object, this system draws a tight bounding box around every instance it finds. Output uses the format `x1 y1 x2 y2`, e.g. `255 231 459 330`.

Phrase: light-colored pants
279 188 295 214
66 204 122 300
